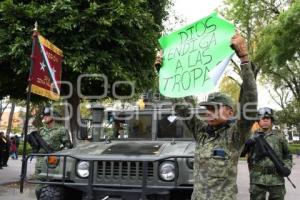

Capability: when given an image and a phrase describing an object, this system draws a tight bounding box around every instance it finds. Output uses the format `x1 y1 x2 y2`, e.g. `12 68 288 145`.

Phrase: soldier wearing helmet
35 107 72 174
40 107 72 151
245 107 293 200
35 107 72 198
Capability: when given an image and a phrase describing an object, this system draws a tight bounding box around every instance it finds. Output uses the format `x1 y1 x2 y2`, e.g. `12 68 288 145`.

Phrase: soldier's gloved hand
245 138 255 146
230 33 249 62
281 167 291 177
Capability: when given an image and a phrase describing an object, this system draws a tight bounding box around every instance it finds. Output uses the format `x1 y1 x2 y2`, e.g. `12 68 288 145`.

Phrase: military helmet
257 107 274 121
42 107 52 116
199 92 234 108
41 107 61 118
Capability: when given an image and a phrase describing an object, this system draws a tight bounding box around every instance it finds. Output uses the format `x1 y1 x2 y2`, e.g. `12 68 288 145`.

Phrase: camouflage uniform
248 129 293 200
39 125 71 151
177 62 257 200
35 124 72 174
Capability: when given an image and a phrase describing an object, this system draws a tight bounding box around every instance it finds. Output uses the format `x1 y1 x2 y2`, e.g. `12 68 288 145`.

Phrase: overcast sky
172 0 223 25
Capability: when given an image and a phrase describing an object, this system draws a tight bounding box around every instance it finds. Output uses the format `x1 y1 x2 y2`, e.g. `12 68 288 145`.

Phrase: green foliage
267 1 300 67
219 76 240 105
222 0 288 56
79 100 92 119
289 143 300 154
254 1 300 100
0 0 170 99
18 141 33 155
12 126 22 134
224 0 300 128
275 100 300 126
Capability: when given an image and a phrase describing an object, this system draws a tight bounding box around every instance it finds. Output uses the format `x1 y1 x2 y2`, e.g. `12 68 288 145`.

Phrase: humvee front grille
97 161 154 180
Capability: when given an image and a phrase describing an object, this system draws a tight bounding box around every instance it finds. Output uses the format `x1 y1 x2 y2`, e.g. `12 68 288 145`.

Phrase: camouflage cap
199 92 234 108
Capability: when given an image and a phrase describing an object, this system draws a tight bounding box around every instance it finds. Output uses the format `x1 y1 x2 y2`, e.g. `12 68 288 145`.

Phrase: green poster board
159 12 235 97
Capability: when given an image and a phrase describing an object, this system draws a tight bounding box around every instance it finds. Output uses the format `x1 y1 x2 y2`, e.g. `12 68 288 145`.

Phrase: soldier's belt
252 166 278 175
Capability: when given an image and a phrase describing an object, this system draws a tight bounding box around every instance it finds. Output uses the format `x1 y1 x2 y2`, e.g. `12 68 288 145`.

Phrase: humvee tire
38 185 65 200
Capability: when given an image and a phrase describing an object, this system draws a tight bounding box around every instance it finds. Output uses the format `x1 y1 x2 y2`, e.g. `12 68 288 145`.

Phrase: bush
18 141 33 155
289 144 300 154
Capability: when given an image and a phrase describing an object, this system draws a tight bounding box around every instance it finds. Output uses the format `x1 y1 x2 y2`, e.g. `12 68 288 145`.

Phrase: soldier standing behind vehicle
244 107 293 200
40 107 72 150
35 107 72 174
35 107 72 199
174 33 257 200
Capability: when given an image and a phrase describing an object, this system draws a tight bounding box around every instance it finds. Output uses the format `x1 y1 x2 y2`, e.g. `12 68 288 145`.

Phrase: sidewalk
0 157 36 185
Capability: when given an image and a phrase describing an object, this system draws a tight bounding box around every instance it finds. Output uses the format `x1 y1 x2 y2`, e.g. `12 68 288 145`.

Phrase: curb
0 180 20 186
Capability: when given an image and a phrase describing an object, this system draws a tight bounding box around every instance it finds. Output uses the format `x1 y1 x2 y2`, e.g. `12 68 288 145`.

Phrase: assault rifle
26 131 54 153
255 132 296 188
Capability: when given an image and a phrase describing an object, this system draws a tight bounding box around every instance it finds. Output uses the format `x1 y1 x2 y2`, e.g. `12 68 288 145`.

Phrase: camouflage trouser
250 184 286 200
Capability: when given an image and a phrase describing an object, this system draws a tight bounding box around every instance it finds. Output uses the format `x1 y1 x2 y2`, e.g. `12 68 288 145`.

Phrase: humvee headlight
76 161 89 178
159 161 176 181
186 158 194 169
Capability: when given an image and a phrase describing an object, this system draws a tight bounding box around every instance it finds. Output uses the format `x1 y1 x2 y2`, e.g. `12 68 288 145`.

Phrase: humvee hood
59 140 194 158
102 142 162 155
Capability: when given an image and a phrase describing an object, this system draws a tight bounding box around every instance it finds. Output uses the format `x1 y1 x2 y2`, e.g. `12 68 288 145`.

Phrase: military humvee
25 105 196 200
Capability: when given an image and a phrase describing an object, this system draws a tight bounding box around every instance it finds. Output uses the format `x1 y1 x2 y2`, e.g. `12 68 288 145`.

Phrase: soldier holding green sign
157 32 257 200
156 12 257 199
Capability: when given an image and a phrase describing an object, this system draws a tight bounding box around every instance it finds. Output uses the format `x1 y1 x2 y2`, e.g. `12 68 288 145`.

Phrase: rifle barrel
287 177 296 189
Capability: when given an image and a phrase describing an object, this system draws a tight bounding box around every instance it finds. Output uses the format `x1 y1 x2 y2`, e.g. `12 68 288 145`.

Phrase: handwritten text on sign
158 12 234 97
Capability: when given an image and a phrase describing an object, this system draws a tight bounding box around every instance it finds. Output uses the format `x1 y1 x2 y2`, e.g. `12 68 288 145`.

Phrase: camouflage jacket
39 124 72 152
248 130 293 186
177 62 257 200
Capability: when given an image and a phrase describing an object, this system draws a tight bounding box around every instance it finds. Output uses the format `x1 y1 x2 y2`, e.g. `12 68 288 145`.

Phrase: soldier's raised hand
231 33 249 63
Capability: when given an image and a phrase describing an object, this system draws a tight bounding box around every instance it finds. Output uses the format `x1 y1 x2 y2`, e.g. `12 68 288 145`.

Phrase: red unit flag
30 33 63 100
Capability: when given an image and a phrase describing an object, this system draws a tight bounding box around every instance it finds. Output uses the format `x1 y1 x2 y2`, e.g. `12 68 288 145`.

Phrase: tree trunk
0 101 9 126
6 102 15 136
68 89 80 147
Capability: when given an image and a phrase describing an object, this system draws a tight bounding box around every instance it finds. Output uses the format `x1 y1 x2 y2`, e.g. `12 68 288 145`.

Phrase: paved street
0 156 299 200
237 157 300 200
0 157 36 200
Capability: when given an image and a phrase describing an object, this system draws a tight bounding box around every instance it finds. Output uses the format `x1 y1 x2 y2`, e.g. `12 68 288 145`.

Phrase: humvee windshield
101 111 193 140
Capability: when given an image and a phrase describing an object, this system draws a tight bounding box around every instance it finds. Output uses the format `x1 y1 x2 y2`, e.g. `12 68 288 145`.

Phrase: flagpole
20 22 38 193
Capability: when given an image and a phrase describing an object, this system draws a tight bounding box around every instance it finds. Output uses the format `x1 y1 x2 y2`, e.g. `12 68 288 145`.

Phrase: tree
254 0 300 101
219 76 241 104
6 102 15 135
222 0 289 55
221 0 296 105
268 86 292 109
223 0 300 132
0 0 170 144
275 99 300 136
255 1 300 132
0 98 9 124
